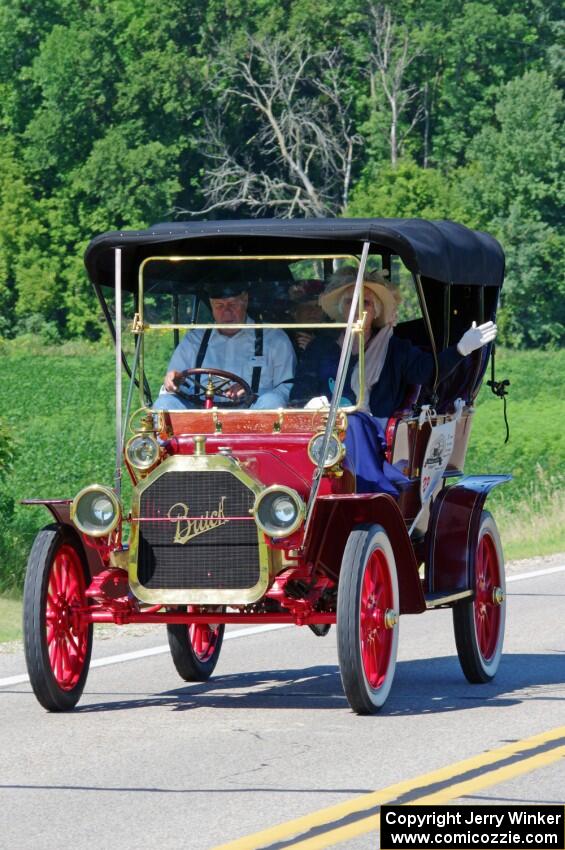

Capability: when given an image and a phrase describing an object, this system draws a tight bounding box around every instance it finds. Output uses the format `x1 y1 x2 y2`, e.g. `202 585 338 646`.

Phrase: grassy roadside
490 472 565 561
0 595 23 643
464 347 565 559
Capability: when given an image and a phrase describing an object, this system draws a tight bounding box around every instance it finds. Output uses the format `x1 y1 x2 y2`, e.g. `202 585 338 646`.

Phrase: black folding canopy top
84 217 505 292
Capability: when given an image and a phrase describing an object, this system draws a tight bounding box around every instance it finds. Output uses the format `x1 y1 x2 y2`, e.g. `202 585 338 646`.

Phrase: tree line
0 0 563 347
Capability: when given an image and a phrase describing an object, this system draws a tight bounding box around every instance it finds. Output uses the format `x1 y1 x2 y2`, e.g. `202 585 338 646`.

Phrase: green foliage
495 216 565 349
348 158 457 219
24 15 120 181
0 1 562 347
0 0 66 133
12 314 60 344
0 138 40 334
0 0 562 599
0 417 16 483
0 416 18 587
462 71 563 229
431 2 539 166
457 71 564 347
71 129 181 232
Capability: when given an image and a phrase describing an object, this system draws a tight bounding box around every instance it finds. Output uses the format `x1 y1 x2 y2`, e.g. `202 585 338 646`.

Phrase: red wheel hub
474 532 501 661
359 549 394 689
45 545 89 690
188 607 221 662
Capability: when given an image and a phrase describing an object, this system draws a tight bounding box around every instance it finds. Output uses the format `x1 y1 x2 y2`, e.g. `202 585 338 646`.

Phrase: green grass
0 340 563 596
0 338 118 590
464 347 565 558
0 595 22 642
494 472 565 560
466 347 565 488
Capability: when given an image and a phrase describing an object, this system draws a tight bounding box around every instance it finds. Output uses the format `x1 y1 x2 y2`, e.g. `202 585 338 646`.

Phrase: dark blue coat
290 331 465 416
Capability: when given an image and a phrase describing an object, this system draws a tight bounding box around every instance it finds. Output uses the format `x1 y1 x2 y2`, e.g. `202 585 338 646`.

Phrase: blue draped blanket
343 413 410 496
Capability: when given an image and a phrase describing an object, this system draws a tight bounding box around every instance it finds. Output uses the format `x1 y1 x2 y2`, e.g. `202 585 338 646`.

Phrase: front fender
304 493 426 614
21 498 105 579
426 474 512 594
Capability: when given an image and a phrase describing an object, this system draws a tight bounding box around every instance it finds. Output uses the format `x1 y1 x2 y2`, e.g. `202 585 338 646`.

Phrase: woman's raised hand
457 321 497 357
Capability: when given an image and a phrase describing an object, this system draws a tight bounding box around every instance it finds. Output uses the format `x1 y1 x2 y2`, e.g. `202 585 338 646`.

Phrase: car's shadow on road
76 652 565 715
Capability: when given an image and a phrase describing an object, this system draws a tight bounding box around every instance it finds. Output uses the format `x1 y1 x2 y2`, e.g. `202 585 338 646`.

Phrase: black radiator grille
137 470 260 590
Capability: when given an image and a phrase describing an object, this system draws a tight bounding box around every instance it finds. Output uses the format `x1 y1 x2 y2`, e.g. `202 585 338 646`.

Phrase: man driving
153 278 296 410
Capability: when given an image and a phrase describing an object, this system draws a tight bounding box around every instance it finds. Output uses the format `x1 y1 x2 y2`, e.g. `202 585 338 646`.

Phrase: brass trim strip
143 322 352 331
161 406 356 418
140 254 354 266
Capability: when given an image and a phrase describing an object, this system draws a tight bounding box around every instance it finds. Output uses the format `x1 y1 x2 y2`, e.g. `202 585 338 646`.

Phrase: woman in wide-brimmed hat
290 266 496 494
319 268 399 326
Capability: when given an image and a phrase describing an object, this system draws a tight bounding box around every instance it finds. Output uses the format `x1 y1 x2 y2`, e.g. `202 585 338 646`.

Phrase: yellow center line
286 744 565 849
211 725 565 850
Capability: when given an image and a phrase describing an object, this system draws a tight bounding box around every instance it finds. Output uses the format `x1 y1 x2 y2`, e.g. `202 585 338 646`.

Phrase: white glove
457 321 497 357
305 395 330 410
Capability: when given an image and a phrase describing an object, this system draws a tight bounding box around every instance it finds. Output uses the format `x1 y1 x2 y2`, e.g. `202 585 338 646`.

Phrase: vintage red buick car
22 218 510 713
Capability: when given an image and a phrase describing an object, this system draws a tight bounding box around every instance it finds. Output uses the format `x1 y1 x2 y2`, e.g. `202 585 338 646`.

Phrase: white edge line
2 565 564 690
0 623 292 689
506 564 565 583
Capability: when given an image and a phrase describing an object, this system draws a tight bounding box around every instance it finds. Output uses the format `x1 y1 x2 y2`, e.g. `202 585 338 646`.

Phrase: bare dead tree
315 57 362 211
367 3 424 167
179 37 362 218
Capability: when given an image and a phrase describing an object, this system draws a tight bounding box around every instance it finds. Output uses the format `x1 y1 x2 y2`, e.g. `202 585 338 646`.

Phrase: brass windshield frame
135 253 368 415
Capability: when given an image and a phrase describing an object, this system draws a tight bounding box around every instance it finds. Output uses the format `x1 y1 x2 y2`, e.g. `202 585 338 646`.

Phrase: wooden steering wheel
175 367 254 409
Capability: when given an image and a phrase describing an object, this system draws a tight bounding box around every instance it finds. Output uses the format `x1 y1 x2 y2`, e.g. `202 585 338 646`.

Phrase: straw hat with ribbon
319 266 399 327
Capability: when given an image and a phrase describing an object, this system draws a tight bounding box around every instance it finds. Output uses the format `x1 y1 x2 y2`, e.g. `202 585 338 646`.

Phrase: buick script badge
168 496 228 544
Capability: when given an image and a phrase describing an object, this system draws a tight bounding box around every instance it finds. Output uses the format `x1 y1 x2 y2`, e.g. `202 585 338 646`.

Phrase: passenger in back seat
290 267 497 494
291 267 496 424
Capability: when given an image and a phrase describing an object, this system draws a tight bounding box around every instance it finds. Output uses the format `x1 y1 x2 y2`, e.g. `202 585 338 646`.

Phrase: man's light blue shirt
165 316 296 408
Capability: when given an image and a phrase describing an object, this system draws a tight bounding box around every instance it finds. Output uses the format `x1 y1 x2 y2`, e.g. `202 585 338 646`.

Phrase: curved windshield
132 254 415 413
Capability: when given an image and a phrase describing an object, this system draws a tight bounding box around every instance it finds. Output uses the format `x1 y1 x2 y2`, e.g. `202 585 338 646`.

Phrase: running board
425 590 473 609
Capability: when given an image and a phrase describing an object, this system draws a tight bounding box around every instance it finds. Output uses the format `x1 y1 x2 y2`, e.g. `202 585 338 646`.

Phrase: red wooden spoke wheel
360 548 395 690
337 525 399 714
167 607 225 681
45 544 89 690
453 511 506 683
189 618 223 664
23 525 93 711
474 531 502 660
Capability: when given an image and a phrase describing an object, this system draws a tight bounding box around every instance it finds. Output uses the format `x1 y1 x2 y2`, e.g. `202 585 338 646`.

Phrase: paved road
1 564 564 850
